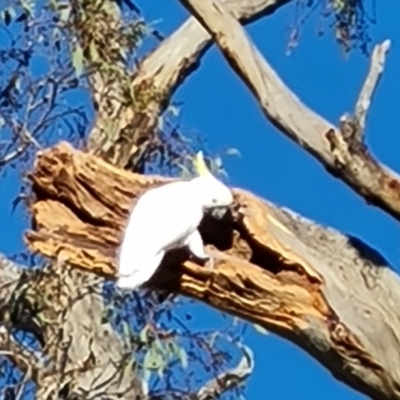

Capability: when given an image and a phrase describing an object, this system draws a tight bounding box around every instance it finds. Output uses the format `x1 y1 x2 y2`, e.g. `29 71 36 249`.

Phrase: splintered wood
26 142 400 400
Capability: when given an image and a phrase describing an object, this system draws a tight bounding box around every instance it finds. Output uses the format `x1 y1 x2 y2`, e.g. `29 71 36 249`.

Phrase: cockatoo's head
191 151 234 211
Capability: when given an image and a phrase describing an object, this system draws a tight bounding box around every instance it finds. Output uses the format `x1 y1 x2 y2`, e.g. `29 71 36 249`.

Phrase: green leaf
208 331 219 348
166 340 188 369
139 325 150 344
253 323 269 335
72 44 84 77
121 321 131 338
123 356 135 376
49 0 57 11
167 104 180 117
14 77 21 91
157 115 164 131
179 347 188 369
167 340 181 359
153 338 165 353
143 347 164 371
225 147 241 157
20 0 32 16
59 6 71 22
177 164 192 179
119 45 127 62
213 155 223 169
3 7 15 26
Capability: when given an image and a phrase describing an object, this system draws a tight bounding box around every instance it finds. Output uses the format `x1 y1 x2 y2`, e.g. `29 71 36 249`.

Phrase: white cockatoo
116 151 234 290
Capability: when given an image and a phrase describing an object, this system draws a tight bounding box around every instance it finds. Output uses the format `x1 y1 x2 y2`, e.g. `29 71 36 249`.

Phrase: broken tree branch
25 142 400 400
354 39 391 138
178 0 400 223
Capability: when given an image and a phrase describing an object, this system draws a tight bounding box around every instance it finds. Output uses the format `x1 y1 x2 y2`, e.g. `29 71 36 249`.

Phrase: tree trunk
2 0 395 398
1 1 293 397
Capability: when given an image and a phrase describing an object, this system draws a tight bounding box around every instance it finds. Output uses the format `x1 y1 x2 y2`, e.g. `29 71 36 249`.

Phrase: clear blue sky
1 1 400 398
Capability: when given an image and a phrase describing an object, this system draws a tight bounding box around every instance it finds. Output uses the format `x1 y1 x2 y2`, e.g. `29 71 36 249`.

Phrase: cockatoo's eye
211 198 218 205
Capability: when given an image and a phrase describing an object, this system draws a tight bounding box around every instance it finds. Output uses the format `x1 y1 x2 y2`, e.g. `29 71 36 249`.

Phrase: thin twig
0 144 28 166
196 344 254 400
0 326 43 382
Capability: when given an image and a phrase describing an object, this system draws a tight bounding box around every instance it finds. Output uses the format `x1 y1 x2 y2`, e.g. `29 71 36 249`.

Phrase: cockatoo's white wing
116 251 165 289
116 181 204 287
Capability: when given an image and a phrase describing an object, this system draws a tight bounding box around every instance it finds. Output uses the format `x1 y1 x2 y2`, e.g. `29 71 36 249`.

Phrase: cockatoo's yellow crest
193 151 210 177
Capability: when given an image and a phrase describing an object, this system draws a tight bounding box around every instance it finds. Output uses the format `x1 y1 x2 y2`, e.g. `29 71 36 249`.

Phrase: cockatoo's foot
204 255 214 271
194 250 214 272
183 229 214 271
185 229 209 260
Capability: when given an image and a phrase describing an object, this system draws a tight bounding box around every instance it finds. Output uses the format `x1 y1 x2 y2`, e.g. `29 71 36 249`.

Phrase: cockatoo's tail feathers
116 251 165 291
193 151 210 177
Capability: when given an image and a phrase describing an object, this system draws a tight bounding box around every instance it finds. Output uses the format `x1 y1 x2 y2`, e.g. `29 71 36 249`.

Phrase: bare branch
0 13 84 169
195 345 254 400
0 144 28 167
0 120 42 167
86 0 292 168
0 326 42 382
353 39 391 138
177 0 400 224
26 142 400 400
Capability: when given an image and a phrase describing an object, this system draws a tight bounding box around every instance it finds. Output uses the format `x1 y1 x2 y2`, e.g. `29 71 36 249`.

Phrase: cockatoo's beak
208 206 230 220
208 203 252 220
228 201 253 221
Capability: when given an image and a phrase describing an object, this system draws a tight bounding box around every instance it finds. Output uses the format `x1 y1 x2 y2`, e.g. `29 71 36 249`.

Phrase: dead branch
196 345 254 400
0 325 43 400
25 142 400 400
353 39 391 139
178 0 400 223
0 146 27 167
86 0 292 168
0 326 42 382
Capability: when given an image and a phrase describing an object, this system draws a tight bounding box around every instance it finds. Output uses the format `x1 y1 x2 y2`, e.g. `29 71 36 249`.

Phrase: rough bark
86 0 292 168
179 0 400 223
0 256 146 399
26 142 400 400
0 256 43 384
0 1 294 397
3 0 396 398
